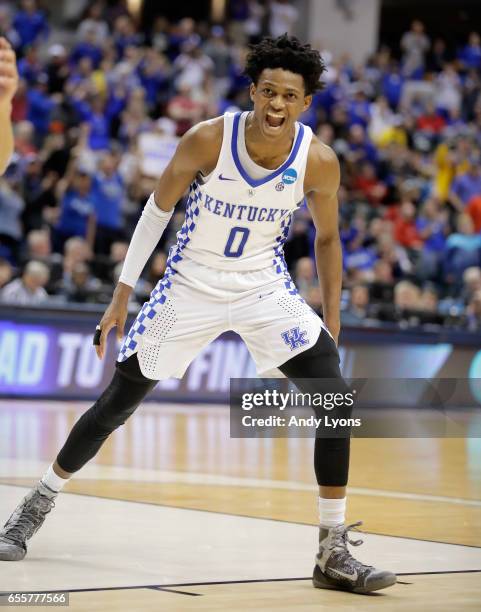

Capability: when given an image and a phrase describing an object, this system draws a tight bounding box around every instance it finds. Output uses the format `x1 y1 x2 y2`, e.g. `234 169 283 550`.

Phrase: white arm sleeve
118 192 174 288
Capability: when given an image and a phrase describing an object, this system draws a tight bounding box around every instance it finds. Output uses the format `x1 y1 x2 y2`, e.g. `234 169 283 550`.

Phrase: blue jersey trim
231 112 305 188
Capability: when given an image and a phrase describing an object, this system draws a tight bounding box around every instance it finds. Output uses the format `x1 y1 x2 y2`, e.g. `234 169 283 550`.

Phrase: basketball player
0 37 17 174
0 36 396 594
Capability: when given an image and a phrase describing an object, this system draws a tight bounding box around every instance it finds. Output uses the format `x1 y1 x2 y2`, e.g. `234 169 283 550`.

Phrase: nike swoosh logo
329 568 358 581
219 174 236 181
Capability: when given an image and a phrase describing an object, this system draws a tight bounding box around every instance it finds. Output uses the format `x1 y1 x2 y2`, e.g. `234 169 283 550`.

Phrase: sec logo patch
282 168 297 184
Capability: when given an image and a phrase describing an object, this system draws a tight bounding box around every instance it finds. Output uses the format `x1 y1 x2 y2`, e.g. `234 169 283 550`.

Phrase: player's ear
302 94 312 112
249 83 256 103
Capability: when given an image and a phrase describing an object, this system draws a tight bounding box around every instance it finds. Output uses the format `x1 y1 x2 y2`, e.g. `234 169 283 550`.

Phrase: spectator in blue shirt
381 63 404 109
17 44 42 85
13 0 49 52
91 151 126 254
347 87 371 128
26 73 56 143
458 32 481 71
70 28 103 69
73 95 112 151
346 124 378 167
415 198 448 281
444 214 481 286
449 159 481 212
54 168 96 252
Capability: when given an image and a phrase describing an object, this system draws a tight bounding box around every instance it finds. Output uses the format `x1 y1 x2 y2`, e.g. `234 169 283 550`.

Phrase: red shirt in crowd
466 195 481 232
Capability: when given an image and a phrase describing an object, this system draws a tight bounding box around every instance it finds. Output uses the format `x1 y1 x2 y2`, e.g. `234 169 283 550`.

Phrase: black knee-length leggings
56 328 350 487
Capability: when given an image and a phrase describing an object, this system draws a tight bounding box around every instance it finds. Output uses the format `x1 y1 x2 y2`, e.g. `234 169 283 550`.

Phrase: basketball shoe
0 483 56 561
313 521 397 594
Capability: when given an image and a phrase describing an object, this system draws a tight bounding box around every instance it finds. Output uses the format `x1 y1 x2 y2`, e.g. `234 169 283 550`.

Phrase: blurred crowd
0 0 480 332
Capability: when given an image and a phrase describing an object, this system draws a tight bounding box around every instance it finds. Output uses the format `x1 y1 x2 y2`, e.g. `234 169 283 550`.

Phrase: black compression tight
56 356 157 473
279 328 351 487
56 329 350 486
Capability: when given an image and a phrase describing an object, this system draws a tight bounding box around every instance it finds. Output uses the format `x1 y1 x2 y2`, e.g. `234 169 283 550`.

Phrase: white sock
40 464 71 495
318 496 346 529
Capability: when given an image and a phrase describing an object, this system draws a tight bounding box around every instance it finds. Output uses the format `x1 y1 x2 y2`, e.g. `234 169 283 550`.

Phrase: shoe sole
313 570 397 594
0 547 27 561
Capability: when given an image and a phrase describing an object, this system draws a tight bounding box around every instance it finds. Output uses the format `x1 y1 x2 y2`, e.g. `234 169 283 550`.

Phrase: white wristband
118 193 174 288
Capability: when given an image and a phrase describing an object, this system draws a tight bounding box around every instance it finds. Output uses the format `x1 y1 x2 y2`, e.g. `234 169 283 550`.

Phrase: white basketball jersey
166 111 313 273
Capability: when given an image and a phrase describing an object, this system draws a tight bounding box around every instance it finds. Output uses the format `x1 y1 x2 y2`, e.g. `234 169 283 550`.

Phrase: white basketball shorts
117 258 327 380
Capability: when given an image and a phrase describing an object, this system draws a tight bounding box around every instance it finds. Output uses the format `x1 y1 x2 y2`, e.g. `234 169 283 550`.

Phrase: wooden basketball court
0 399 480 611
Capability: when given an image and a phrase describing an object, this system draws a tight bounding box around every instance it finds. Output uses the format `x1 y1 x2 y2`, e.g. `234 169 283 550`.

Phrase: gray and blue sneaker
0 483 56 561
313 521 397 594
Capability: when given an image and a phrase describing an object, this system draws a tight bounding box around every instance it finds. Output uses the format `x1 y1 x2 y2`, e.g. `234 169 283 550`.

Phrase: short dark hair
245 34 326 95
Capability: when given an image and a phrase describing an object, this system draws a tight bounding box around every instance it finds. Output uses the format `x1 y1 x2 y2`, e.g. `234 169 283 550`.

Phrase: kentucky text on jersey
203 192 289 223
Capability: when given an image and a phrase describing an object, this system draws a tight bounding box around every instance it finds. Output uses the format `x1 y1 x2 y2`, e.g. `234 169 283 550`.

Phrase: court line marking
148 586 202 596
1 483 480 550
2 571 481 596
1 461 480 508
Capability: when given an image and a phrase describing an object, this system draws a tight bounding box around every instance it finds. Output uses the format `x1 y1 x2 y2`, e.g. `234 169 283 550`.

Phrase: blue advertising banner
0 306 479 403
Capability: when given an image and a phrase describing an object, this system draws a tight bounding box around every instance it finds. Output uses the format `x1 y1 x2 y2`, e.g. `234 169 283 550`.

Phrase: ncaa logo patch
282 168 297 185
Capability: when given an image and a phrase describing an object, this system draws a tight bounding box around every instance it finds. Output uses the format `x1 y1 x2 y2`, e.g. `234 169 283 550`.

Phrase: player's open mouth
265 113 285 130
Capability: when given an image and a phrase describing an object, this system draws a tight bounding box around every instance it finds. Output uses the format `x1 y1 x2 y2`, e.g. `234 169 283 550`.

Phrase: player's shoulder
183 116 224 149
304 134 340 194
176 116 224 173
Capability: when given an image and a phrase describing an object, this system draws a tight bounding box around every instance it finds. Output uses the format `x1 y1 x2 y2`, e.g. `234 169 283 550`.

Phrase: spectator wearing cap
12 0 49 53
0 260 50 305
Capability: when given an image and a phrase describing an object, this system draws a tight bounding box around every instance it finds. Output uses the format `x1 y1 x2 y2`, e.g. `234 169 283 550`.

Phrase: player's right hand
94 301 128 360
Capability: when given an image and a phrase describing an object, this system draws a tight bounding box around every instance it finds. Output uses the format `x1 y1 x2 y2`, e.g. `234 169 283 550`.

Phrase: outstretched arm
95 118 223 358
0 38 18 175
304 139 342 345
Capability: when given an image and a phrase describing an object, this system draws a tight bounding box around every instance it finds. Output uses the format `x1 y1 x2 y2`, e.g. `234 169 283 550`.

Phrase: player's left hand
0 38 18 106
